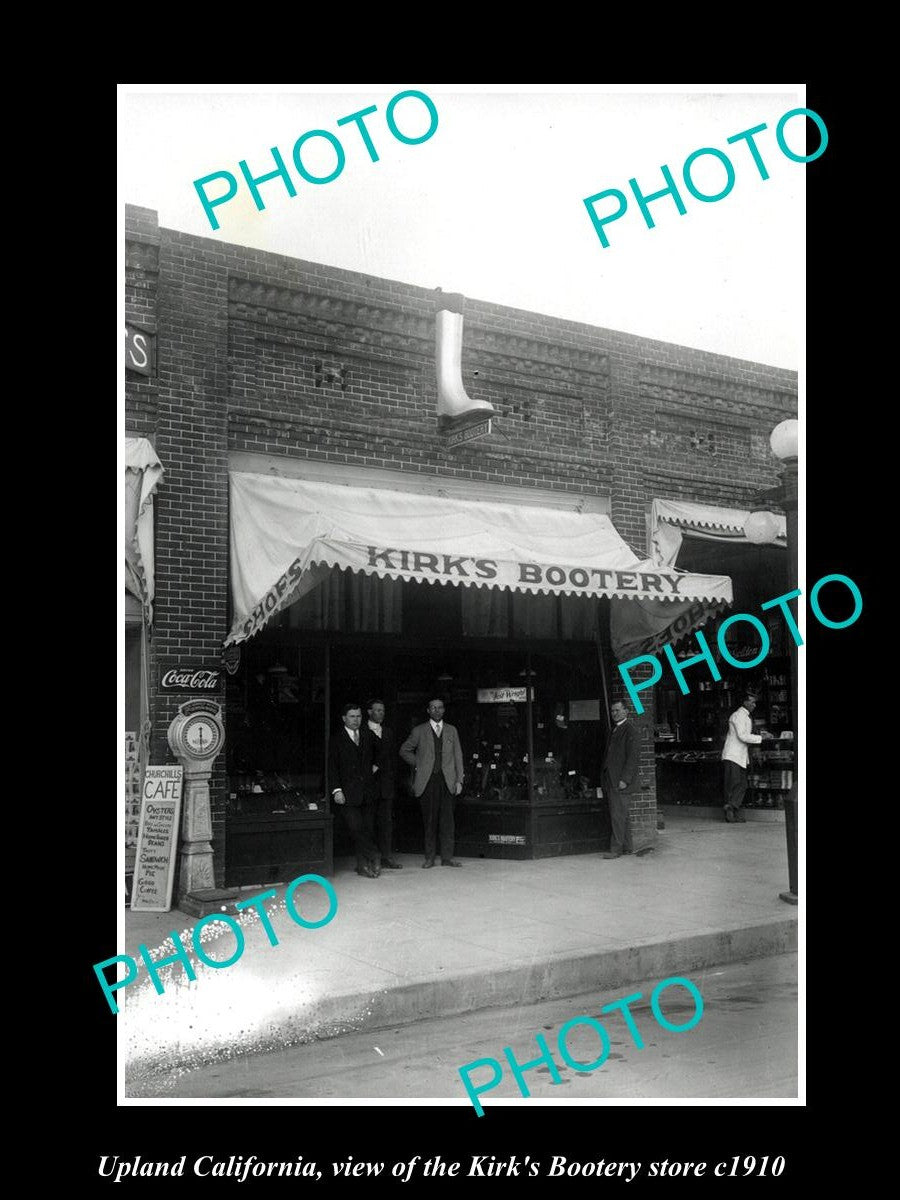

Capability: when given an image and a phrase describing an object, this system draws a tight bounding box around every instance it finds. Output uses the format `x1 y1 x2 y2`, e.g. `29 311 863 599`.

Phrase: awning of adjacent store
607 496 789 663
650 498 787 567
125 437 163 623
226 473 733 647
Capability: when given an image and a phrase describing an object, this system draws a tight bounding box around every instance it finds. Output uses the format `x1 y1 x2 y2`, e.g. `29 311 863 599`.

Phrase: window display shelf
228 772 326 816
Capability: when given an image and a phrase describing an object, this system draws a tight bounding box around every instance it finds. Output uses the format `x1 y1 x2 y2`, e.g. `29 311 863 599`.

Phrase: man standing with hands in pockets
400 698 465 869
330 702 382 878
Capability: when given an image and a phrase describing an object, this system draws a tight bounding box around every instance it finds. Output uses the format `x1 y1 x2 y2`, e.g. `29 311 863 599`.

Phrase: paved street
146 952 797 1101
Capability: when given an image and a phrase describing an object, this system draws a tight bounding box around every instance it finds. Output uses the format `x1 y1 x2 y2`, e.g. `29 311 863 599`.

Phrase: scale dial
167 702 225 765
182 713 222 759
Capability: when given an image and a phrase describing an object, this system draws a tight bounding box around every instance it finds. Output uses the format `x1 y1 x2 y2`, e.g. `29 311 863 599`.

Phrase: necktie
353 730 359 745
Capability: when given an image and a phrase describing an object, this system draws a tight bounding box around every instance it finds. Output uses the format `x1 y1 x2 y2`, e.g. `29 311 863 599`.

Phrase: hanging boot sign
435 291 494 444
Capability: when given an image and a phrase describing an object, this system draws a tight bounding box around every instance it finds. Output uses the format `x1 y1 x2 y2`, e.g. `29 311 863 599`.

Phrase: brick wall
125 205 797 877
125 207 159 439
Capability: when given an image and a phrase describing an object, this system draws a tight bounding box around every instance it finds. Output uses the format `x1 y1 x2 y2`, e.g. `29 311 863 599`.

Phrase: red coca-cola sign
159 664 223 692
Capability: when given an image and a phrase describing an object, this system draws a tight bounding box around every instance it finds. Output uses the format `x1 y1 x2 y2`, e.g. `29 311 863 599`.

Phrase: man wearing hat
721 694 770 823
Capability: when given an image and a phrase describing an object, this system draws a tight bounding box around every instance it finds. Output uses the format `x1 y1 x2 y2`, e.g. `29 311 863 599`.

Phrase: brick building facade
124 203 797 890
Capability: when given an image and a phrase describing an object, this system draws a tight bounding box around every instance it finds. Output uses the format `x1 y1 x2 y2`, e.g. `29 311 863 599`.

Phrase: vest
431 724 443 777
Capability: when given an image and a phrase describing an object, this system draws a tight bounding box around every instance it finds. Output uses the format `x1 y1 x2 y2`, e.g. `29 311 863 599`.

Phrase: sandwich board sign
130 765 183 912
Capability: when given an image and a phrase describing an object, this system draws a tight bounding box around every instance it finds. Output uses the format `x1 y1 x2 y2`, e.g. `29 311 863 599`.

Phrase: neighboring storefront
124 204 798 890
647 500 792 813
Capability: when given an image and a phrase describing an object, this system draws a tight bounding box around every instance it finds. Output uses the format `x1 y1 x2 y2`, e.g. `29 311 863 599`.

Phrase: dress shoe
734 812 747 823
601 851 622 860
634 846 654 857
724 806 736 823
441 858 463 868
422 857 436 868
355 864 377 878
381 858 403 869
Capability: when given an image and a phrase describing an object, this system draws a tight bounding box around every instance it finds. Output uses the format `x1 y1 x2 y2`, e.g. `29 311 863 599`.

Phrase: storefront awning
125 438 163 622
608 496 787 663
650 498 787 565
226 474 733 646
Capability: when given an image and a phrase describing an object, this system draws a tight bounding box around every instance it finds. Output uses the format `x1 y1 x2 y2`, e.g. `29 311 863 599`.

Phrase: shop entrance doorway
225 614 616 878
327 637 610 859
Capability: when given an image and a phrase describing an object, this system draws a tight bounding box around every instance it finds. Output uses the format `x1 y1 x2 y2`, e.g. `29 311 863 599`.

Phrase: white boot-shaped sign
435 292 495 430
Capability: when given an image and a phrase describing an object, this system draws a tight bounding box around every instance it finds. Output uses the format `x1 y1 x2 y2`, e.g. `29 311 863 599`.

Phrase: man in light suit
400 697 465 869
601 700 640 859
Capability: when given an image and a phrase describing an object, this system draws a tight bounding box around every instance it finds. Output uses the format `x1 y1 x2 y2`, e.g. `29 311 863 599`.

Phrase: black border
96 80 857 1184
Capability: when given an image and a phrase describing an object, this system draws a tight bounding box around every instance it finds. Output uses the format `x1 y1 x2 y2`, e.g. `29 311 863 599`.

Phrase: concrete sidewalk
120 808 798 1096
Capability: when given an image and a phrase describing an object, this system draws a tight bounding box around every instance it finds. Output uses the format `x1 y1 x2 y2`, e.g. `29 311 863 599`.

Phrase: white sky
118 84 806 370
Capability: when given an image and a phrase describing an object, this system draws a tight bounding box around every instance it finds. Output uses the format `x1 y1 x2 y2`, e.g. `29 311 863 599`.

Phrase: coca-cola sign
159 663 223 692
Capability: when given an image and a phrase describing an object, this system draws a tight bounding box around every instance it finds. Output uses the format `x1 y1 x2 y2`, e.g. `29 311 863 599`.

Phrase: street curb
126 916 797 1087
312 918 798 1037
658 806 785 823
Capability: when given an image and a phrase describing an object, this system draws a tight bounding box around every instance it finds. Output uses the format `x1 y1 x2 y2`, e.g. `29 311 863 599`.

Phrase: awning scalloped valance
651 497 787 540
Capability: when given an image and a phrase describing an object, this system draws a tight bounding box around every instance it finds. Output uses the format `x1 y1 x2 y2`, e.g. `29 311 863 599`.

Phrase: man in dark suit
400 697 465 869
329 701 382 878
367 698 402 869
601 700 640 859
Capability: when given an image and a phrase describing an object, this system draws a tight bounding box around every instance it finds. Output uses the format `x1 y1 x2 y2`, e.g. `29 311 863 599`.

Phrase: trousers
723 760 748 811
420 772 454 861
603 770 633 854
373 794 394 859
341 803 380 868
